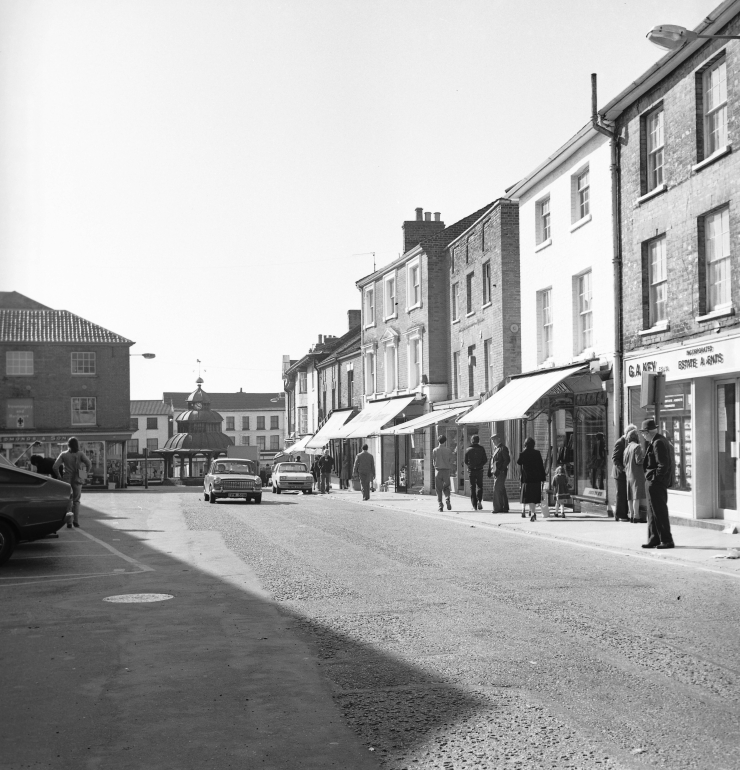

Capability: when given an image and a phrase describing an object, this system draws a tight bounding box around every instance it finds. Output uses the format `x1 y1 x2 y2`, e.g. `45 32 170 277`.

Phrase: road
2 487 739 770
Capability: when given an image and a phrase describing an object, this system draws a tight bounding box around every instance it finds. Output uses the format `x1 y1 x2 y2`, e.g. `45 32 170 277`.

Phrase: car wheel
0 520 17 566
254 494 262 504
209 488 217 504
306 489 313 495
275 486 282 495
204 489 208 501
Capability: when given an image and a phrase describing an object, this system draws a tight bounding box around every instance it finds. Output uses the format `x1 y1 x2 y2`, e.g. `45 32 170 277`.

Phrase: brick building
601 0 740 524
0 292 134 487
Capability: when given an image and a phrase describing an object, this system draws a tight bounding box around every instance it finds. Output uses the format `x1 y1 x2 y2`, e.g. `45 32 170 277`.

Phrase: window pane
72 397 96 425
6 351 34 375
71 352 96 374
706 208 731 309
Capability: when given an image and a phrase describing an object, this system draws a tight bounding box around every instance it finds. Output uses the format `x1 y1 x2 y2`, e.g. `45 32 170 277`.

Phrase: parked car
272 462 313 494
0 459 72 565
203 458 262 504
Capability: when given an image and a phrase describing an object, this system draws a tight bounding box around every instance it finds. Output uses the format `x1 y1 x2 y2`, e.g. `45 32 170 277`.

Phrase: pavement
314 487 740 579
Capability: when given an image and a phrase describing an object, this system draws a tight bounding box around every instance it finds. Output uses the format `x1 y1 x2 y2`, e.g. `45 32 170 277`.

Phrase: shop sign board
6 400 34 430
625 334 740 384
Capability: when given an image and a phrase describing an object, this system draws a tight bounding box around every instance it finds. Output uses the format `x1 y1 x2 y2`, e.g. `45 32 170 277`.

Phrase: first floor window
72 397 96 425
703 57 727 157
226 416 235 431
537 197 551 243
365 352 375 394
364 287 375 326
384 344 397 392
705 207 731 310
646 107 664 191
147 417 158 430
452 352 460 399
409 337 421 389
384 274 396 318
240 435 250 445
408 262 421 307
347 369 354 405
482 261 492 305
242 416 250 430
483 338 493 391
298 371 307 393
298 407 308 434
71 352 96 375
648 237 668 325
270 415 279 430
6 351 33 376
130 417 139 431
257 436 266 451
270 435 280 451
466 272 474 314
126 439 139 455
146 438 158 452
451 283 459 321
540 288 553 361
576 168 590 220
577 271 593 352
257 416 265 430
467 345 476 398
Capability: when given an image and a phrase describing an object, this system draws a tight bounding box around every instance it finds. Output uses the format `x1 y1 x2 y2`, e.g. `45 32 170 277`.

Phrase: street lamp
130 353 156 359
647 24 740 50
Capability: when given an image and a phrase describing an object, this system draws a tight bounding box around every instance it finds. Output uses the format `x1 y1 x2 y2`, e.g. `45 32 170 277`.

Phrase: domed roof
161 431 233 452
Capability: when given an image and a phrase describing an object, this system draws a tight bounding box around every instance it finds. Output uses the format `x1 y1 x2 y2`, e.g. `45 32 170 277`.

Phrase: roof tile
0 310 133 344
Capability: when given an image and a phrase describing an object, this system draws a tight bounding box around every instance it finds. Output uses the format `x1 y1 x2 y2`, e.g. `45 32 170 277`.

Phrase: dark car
0 458 72 565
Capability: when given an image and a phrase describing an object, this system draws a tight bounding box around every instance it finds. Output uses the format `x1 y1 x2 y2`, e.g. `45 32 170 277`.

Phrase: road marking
77 528 154 572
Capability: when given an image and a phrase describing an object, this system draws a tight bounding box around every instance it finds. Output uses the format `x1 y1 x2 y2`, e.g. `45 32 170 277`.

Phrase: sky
0 0 709 399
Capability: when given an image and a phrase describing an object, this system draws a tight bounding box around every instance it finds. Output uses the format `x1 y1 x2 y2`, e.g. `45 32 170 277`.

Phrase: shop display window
79 441 105 486
629 382 692 492
408 432 425 493
575 406 607 493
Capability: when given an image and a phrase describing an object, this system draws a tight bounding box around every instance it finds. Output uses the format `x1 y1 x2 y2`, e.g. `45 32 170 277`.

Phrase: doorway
716 379 738 518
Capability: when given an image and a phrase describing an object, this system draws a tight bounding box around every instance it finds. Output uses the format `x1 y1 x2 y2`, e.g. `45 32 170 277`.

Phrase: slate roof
164 391 283 411
131 400 172 416
317 327 361 366
0 309 133 344
0 292 51 310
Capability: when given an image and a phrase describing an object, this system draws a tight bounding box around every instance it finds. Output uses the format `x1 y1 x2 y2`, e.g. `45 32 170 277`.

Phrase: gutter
591 73 624 437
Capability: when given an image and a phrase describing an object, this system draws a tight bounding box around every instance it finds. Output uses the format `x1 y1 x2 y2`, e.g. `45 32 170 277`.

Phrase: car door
0 467 63 527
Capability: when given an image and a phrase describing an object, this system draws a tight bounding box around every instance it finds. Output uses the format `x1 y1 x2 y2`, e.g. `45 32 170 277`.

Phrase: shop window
71 352 96 375
71 397 96 425
6 351 33 376
629 382 692 491
147 417 158 430
242 416 250 430
576 407 607 493
271 416 279 429
146 438 158 452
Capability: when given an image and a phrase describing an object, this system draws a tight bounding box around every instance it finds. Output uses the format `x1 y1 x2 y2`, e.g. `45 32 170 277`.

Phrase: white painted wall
518 131 615 372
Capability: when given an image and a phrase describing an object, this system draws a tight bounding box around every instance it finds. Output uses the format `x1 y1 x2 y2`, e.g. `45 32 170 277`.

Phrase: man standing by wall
640 419 675 549
487 435 510 513
352 444 375 501
317 448 335 494
464 435 488 511
432 434 453 512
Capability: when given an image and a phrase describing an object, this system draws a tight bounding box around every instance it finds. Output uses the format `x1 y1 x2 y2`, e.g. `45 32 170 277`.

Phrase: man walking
464 435 488 511
640 418 675 549
352 444 376 501
487 435 510 513
317 449 335 494
432 434 454 512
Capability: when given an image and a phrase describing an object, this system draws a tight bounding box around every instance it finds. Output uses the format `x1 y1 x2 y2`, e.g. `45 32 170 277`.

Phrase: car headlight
214 476 222 487
254 478 262 487
279 476 288 482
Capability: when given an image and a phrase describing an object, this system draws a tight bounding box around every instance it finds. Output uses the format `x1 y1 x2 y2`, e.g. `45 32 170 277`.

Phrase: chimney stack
318 334 324 344
402 207 445 254
347 309 361 330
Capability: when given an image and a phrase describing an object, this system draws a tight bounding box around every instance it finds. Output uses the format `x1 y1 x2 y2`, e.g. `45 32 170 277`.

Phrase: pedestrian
551 465 570 517
432 434 453 512
517 436 546 521
352 444 375 501
310 458 319 490
317 448 335 494
623 427 647 524
52 437 92 529
340 443 352 490
640 419 675 549
487 435 510 513
611 425 633 522
463 435 488 511
30 454 56 477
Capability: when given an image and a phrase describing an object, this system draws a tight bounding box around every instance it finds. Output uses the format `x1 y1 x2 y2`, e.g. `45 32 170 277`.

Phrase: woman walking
517 436 546 521
53 437 92 528
340 443 352 490
623 426 647 524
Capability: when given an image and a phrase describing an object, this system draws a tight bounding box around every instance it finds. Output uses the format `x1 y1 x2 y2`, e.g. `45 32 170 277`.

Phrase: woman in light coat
623 428 646 524
53 437 92 528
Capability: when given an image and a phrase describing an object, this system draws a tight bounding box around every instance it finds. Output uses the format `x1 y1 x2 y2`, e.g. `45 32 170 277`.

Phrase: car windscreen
279 463 308 473
213 461 258 475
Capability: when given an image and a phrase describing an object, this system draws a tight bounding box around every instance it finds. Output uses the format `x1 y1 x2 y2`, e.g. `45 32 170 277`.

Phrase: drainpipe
591 73 624 438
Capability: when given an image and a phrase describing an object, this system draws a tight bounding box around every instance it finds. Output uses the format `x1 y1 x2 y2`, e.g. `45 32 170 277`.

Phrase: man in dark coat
487 435 510 513
317 449 335 494
611 427 632 522
641 418 675 549
464 435 488 511
30 455 56 477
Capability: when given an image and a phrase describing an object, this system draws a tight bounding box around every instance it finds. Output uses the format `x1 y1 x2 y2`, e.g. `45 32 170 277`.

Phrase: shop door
397 436 408 493
716 380 739 516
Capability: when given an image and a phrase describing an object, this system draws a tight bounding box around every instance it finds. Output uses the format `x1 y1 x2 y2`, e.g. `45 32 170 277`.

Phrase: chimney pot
415 207 423 221
318 334 323 344
424 212 431 221
434 212 441 222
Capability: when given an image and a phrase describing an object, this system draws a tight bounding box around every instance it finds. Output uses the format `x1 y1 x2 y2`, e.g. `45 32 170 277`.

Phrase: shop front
624 331 740 522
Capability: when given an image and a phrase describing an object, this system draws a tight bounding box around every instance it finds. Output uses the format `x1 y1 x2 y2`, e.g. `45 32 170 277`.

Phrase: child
551 465 570 518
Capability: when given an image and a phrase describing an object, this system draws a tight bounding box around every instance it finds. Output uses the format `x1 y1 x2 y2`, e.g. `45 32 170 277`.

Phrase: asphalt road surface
2 488 739 770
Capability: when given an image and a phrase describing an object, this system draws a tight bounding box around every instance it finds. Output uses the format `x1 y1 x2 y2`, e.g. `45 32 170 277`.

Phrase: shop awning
332 395 416 439
284 434 314 454
458 364 587 424
306 409 355 448
379 405 472 435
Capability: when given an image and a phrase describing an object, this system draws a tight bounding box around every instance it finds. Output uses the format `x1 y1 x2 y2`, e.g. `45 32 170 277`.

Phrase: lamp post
647 24 740 50
125 352 156 489
130 353 156 359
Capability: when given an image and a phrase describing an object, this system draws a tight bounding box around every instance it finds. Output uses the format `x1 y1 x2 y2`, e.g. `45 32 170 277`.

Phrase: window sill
383 314 397 322
569 213 592 232
407 304 422 313
637 184 667 205
466 311 475 318
692 144 732 173
364 323 376 330
534 238 552 253
638 321 670 336
696 306 734 322
452 318 460 325
481 302 492 310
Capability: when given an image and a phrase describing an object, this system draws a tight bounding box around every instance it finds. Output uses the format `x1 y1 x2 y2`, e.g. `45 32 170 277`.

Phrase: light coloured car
203 458 262 504
272 462 313 494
